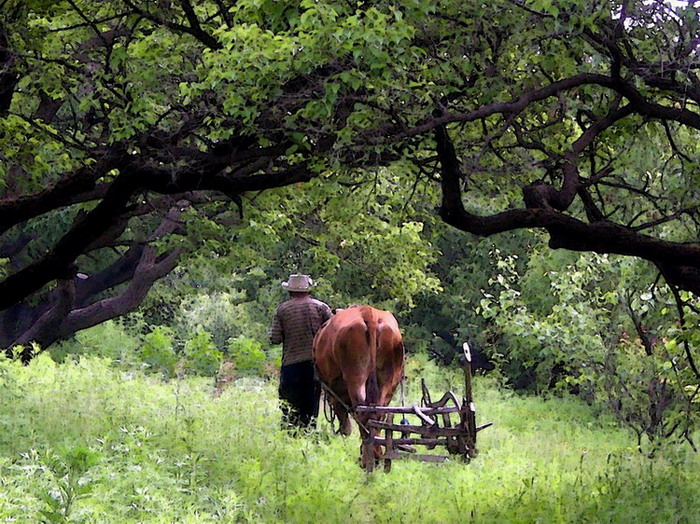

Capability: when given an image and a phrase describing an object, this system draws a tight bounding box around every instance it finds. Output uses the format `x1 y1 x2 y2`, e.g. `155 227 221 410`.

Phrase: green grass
0 354 698 523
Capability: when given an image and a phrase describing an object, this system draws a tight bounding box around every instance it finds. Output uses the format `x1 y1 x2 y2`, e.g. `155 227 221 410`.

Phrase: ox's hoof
339 420 352 436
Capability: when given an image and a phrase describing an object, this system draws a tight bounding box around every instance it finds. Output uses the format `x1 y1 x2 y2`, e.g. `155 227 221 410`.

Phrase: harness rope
314 361 336 430
315 361 371 434
318 380 371 434
321 383 338 432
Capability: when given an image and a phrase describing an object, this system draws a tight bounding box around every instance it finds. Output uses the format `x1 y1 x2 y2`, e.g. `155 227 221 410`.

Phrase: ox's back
313 305 404 435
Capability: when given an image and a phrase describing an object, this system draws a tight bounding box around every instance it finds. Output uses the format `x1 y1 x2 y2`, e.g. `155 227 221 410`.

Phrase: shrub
49 321 141 365
183 330 223 376
39 445 102 522
173 291 269 349
140 326 178 377
226 336 266 377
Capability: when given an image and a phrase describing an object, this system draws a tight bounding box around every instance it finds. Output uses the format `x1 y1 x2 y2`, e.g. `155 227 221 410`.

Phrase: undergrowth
0 354 697 523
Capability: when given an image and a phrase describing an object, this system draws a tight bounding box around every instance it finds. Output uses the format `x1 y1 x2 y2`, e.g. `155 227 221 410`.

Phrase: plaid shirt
269 296 332 366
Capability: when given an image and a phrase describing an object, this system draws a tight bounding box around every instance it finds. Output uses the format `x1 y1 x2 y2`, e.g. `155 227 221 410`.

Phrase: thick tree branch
55 202 189 340
0 155 121 233
8 203 188 348
121 0 222 50
0 154 313 310
10 278 76 349
436 123 700 294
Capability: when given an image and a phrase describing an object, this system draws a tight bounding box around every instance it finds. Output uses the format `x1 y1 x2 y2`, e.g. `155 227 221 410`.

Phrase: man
268 274 332 430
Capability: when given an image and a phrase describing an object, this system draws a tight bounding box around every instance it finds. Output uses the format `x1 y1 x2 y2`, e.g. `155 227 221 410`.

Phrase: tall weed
0 354 697 523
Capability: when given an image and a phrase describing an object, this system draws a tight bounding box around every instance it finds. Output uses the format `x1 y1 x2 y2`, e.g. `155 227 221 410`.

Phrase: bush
183 330 223 376
226 336 267 377
49 321 141 365
173 291 269 350
140 326 178 377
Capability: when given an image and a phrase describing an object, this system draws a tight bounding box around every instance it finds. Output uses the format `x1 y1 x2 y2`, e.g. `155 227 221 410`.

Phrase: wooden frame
355 342 492 472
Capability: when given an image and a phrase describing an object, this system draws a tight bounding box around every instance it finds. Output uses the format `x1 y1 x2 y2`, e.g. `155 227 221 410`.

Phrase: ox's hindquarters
336 322 377 403
314 319 354 436
313 306 404 439
326 321 377 436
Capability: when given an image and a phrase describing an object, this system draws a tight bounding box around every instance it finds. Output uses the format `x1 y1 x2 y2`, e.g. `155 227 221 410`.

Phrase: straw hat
281 274 315 292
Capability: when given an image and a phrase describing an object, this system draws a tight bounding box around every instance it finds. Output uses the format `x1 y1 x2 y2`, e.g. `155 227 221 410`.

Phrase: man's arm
268 310 283 344
319 302 332 324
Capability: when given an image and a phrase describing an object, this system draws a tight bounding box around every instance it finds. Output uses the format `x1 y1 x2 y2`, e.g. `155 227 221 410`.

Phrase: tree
474 244 699 449
1 0 699 376
429 2 700 294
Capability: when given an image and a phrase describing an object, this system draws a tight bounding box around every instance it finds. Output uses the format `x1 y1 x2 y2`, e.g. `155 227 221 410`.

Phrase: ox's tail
361 306 380 406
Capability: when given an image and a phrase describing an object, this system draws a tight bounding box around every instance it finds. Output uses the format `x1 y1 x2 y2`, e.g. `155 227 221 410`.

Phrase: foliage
139 326 178 378
226 335 268 377
0 355 699 522
478 245 700 449
193 172 444 314
182 330 223 377
2 0 700 458
49 321 141 365
174 289 250 350
7 0 700 357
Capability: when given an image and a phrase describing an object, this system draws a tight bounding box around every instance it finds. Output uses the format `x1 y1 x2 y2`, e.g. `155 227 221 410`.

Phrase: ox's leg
332 400 353 436
343 377 369 433
335 323 373 412
344 376 384 471
327 378 353 435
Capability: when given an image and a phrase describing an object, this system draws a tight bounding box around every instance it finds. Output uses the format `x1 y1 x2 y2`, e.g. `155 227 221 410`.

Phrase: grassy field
0 354 698 523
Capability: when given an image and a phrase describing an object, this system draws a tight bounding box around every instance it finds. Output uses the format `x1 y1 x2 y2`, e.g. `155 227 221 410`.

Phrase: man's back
269 296 331 365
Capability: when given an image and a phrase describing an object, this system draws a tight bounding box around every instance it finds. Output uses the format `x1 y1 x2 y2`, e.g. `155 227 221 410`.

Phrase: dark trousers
279 361 320 430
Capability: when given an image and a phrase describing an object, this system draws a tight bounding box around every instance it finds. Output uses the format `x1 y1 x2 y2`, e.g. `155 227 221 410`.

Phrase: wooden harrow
355 343 492 472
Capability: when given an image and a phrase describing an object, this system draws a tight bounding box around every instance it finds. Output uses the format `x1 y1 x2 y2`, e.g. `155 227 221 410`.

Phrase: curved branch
7 203 188 348
436 122 700 293
0 156 120 233
382 72 700 147
668 285 700 379
10 278 76 348
0 144 314 310
57 247 183 341
120 0 222 50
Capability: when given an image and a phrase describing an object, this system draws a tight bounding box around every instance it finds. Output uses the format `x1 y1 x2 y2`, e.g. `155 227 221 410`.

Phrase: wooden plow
355 342 492 472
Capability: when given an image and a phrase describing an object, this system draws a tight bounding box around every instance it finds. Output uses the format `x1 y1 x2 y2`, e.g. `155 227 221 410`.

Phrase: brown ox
313 305 404 436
